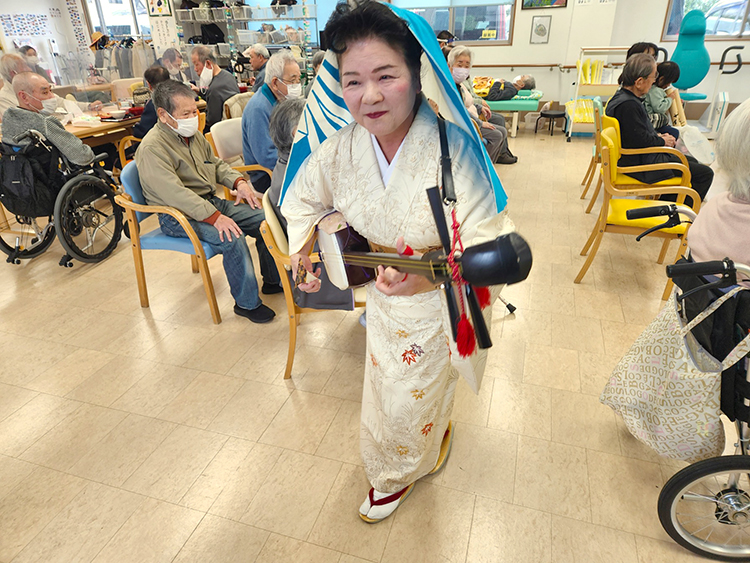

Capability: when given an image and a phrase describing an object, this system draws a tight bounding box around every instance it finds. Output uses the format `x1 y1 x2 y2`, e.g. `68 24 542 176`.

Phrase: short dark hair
627 42 658 60
144 65 170 89
437 30 455 41
269 97 306 153
324 0 422 85
18 46 35 56
162 47 182 63
620 53 656 87
151 80 194 115
656 61 680 88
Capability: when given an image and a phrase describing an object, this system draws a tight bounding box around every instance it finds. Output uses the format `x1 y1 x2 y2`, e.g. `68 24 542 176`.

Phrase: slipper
359 483 415 524
428 421 454 475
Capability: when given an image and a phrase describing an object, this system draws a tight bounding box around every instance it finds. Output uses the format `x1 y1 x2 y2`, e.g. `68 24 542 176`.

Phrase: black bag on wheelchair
0 141 66 218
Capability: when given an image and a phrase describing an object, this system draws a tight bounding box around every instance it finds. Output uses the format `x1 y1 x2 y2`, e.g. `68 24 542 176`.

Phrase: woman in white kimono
281 1 513 523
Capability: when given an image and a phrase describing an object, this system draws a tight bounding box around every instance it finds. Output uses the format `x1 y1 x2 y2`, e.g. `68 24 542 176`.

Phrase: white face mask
512 75 522 84
451 67 470 84
26 56 39 65
199 64 213 89
31 95 58 114
285 83 302 99
167 64 180 77
167 112 200 137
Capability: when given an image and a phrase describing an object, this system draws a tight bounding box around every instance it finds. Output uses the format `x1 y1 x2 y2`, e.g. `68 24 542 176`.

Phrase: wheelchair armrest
91 152 109 163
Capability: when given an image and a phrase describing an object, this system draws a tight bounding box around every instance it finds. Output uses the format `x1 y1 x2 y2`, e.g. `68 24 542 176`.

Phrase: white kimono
282 100 513 492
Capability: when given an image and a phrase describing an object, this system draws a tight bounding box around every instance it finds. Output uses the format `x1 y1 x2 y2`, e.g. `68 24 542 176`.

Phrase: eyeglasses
281 76 301 85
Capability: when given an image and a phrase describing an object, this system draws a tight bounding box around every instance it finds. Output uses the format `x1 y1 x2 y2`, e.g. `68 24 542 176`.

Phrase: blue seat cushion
679 92 708 101
139 228 218 259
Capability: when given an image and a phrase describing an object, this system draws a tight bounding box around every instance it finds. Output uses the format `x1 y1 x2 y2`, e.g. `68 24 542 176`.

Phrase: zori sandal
359 483 415 524
428 420 454 475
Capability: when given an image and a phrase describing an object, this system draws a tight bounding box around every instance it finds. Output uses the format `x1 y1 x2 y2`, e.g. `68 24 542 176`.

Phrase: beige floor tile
293 310 348 349
68 413 175 486
172 514 269 563
181 331 256 374
140 324 219 365
259 390 342 454
381 482 475 563
65 356 160 406
484 337 525 381
634 535 708 562
61 310 144 351
101 318 181 357
208 443 284 521
226 336 290 384
579 351 621 396
435 422 517 502
0 383 37 422
0 466 86 562
91 497 203 563
601 320 649 357
123 425 227 502
528 284 576 316
255 533 342 563
242 449 341 540
20 403 127 471
10 482 144 563
498 309 553 347
466 496 552 563
550 313 605 354
339 556 372 563
322 313 367 354
179 437 254 512
110 364 200 417
315 399 363 466
523 345 580 391
157 371 244 429
550 390 621 454
26 348 116 396
0 454 34 502
573 286 625 322
282 345 347 393
488 380 551 440
320 352 366 402
587 450 669 540
0 394 81 457
208 380 292 441
620 294 665 325
551 515 639 563
514 436 591 522
452 377 494 427
307 463 392 561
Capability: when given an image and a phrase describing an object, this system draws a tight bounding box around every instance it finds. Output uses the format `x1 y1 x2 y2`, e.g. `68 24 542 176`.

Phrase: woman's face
453 55 471 70
340 38 420 146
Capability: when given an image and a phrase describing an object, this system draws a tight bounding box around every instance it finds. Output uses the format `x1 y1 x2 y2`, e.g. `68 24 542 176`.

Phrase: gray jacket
1 106 94 166
252 61 267 93
203 69 240 133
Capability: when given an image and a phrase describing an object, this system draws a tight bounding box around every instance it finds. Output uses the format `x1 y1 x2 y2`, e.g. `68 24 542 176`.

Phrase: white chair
223 92 254 119
209 118 272 197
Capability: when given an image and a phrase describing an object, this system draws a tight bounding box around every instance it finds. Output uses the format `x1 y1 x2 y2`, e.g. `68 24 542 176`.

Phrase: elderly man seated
242 44 270 92
606 53 713 204
485 74 536 101
190 45 240 133
0 54 102 125
241 49 301 193
160 48 190 83
135 81 281 323
447 46 516 164
2 72 94 166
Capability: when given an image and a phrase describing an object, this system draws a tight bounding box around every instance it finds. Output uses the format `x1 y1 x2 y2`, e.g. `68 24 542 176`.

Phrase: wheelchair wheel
53 175 123 263
0 211 56 262
659 455 750 561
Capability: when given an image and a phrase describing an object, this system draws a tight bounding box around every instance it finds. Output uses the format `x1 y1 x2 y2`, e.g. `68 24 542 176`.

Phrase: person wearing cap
436 30 456 59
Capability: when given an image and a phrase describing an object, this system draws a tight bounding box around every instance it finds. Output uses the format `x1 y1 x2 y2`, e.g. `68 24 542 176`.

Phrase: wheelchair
627 204 750 561
0 129 123 267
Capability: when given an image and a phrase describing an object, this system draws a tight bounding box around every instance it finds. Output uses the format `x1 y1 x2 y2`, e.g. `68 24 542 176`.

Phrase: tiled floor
0 126 710 562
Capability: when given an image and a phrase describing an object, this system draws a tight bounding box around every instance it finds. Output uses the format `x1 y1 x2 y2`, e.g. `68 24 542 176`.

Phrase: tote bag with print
601 287 750 463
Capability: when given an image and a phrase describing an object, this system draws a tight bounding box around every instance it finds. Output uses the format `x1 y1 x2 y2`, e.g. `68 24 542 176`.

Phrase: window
397 0 516 45
664 0 750 39
85 0 150 39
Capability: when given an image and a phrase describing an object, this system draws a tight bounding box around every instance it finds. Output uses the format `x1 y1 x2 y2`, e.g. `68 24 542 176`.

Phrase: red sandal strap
368 485 411 507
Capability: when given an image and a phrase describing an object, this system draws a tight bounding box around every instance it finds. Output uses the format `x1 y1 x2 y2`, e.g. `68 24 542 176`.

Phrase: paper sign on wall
481 29 497 39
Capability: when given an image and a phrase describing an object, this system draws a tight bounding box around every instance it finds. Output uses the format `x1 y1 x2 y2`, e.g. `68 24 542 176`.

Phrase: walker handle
719 46 744 75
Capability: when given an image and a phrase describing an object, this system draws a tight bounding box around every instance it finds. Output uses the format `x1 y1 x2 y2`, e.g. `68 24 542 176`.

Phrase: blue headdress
279 3 507 213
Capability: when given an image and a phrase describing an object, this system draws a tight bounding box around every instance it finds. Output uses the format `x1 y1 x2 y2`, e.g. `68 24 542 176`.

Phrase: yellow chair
117 135 141 168
574 126 701 300
198 111 206 134
259 191 366 379
580 103 604 213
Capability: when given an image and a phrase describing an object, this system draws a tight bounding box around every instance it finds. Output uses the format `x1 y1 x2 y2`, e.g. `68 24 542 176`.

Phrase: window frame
405 2 517 47
83 0 151 39
661 0 750 42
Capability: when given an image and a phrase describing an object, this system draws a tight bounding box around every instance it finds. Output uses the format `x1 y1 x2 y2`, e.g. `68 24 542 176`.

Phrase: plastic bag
677 125 715 165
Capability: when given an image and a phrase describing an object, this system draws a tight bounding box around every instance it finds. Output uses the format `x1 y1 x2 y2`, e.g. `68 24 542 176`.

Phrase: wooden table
65 117 140 148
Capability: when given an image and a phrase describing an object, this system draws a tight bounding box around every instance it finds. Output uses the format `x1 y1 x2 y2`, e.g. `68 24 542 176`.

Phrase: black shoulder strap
437 116 455 203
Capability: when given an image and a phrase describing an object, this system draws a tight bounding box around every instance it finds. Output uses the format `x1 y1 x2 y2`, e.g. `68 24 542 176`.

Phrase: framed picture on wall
148 0 173 17
530 15 551 43
522 0 567 9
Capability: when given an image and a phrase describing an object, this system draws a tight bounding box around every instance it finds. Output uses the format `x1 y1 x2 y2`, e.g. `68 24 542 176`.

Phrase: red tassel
456 314 476 357
475 286 491 309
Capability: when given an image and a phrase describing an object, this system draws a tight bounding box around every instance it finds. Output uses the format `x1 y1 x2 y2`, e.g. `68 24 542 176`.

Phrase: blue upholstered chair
670 10 710 101
115 161 222 324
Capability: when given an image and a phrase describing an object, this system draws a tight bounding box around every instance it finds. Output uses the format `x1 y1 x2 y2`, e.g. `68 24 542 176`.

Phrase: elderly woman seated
688 99 750 271
605 53 713 204
447 45 516 164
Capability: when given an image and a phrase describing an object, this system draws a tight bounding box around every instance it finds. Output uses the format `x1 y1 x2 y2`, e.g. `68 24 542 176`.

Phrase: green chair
670 10 710 101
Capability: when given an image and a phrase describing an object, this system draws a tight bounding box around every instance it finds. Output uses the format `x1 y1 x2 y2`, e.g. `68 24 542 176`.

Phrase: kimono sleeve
280 152 335 255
